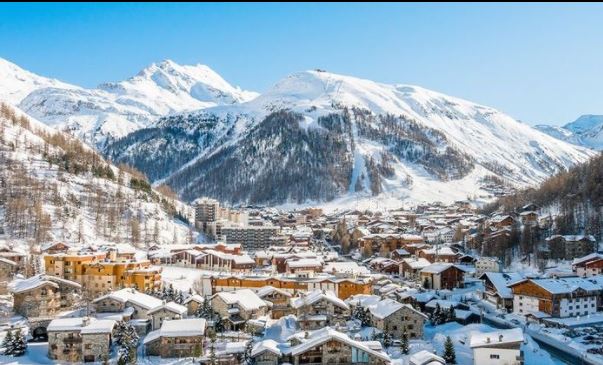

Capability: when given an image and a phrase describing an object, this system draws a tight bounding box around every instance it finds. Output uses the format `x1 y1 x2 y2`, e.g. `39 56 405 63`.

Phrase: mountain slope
0 102 194 249
535 115 603 150
483 152 602 238
106 70 595 206
0 58 257 149
0 58 77 104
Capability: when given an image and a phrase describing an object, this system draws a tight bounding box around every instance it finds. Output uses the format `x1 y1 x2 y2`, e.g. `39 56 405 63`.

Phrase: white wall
473 347 522 365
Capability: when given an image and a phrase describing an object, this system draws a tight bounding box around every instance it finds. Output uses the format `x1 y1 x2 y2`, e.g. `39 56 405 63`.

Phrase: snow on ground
160 266 213 293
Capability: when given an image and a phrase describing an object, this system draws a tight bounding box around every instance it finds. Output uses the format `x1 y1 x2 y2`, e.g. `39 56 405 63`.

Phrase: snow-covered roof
47 317 115 334
215 289 268 311
323 261 370 275
403 257 432 270
257 285 292 298
425 299 459 309
80 319 116 334
251 339 283 357
183 294 205 304
10 274 81 294
158 318 207 337
409 350 445 365
420 263 464 274
509 277 602 295
286 258 323 268
289 327 390 362
480 272 524 299
148 301 187 315
291 289 349 310
92 288 163 310
0 257 17 266
469 328 524 348
572 253 603 266
367 298 427 320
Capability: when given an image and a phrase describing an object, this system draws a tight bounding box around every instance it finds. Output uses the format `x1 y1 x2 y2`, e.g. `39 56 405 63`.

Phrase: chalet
47 317 115 363
480 272 523 312
195 249 255 272
294 327 390 365
183 294 204 315
291 289 350 330
148 301 188 330
143 318 206 358
0 246 26 269
403 243 431 255
365 298 427 339
489 215 515 229
417 246 459 263
359 233 424 256
508 277 602 318
257 285 293 319
10 274 81 318
400 258 431 280
391 248 411 260
212 289 269 330
93 288 162 333
573 253 603 277
469 328 524 365
546 235 596 260
420 263 466 290
41 242 71 255
285 258 323 277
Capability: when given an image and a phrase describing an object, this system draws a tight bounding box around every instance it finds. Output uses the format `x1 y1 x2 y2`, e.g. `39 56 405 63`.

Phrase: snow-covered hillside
536 115 603 150
0 58 76 104
0 58 257 149
0 102 194 250
107 70 595 207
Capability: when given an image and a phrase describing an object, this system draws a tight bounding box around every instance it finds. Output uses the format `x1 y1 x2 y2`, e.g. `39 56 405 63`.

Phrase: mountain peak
565 114 603 133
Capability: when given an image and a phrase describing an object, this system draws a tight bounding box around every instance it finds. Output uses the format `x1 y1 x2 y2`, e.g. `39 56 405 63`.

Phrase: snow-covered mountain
0 102 195 248
0 58 258 149
536 115 603 150
106 70 595 207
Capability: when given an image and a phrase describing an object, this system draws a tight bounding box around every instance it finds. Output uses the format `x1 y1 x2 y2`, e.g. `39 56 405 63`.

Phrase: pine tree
400 330 409 355
443 336 456 364
114 321 139 364
1 329 14 355
12 329 27 356
243 339 255 365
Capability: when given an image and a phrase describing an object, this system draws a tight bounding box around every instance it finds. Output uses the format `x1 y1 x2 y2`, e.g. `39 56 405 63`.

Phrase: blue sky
1 3 602 125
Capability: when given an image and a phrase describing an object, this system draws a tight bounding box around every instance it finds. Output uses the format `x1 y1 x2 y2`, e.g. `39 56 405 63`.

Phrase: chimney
486 337 491 343
82 317 90 327
499 334 503 342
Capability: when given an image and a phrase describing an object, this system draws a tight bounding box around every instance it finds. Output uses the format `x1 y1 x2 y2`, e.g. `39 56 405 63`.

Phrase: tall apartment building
221 225 280 251
194 198 220 229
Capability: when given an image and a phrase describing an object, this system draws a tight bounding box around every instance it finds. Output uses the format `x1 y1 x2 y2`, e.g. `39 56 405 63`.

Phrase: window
490 354 500 359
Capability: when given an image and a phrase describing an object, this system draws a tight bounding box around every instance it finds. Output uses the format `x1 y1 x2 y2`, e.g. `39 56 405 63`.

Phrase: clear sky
1 3 602 125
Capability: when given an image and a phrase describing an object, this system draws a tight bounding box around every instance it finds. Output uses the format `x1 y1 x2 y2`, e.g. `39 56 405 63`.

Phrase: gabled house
573 253 603 277
420 263 465 290
47 317 115 363
365 298 427 339
480 272 523 312
143 318 206 358
10 274 81 318
257 285 292 319
148 301 188 330
212 289 269 330
291 289 350 330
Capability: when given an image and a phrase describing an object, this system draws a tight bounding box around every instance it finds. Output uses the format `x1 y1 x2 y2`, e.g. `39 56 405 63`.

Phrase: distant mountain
535 115 603 150
0 58 258 149
106 70 595 206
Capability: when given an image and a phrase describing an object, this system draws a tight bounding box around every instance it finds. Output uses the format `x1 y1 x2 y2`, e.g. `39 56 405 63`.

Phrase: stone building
143 318 206 358
257 285 293 319
0 257 17 294
366 299 427 339
291 289 350 330
211 289 269 330
47 317 115 363
149 301 188 330
10 274 81 318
